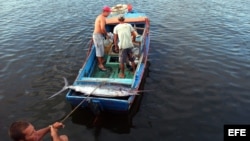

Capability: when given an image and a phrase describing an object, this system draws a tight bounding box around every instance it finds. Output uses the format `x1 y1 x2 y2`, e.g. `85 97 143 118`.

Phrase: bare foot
98 64 107 71
119 73 125 78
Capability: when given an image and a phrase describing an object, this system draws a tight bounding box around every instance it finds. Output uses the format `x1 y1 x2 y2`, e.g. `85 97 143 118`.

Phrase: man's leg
130 61 136 73
93 34 106 70
119 63 125 78
119 49 126 78
128 48 136 73
97 57 105 68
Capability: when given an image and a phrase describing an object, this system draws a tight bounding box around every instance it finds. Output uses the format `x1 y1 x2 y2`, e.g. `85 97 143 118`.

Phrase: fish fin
130 93 139 96
63 77 68 88
48 77 68 99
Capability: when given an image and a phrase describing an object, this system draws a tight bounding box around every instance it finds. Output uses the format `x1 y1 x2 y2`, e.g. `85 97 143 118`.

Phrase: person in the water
9 120 68 141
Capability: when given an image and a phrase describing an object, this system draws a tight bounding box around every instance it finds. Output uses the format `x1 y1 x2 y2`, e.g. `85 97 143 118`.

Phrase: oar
60 81 106 123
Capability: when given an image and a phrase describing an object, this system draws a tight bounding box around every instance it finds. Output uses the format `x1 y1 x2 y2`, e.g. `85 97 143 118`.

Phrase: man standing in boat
9 120 68 141
113 15 137 78
93 6 111 71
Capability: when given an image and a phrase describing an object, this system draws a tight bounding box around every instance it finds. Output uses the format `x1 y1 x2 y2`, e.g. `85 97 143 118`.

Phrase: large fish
48 77 138 99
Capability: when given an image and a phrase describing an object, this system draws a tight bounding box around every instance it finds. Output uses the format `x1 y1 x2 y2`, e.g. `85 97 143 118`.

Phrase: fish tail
63 77 69 88
48 77 69 99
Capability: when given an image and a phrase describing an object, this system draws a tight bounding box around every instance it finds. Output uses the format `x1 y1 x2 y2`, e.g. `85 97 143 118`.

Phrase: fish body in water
67 85 137 97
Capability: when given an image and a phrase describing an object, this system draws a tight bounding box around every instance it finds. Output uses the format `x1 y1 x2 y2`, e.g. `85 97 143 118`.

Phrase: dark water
1 0 250 140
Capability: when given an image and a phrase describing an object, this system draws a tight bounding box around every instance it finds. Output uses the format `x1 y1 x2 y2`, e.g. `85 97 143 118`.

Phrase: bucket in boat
104 40 113 54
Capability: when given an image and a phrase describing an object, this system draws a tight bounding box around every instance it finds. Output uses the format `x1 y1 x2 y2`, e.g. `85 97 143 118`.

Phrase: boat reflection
70 89 143 134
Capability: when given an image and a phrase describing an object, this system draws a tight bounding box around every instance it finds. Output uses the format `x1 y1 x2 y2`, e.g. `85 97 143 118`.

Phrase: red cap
127 4 132 12
103 6 111 12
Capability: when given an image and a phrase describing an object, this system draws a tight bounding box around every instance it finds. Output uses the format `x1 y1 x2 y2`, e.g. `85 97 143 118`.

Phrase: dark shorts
119 48 135 64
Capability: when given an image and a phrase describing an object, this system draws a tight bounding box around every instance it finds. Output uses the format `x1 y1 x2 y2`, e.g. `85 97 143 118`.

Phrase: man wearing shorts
93 6 111 71
113 15 137 78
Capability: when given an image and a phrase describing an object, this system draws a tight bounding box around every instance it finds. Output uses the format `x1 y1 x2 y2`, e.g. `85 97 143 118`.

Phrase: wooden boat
66 4 150 114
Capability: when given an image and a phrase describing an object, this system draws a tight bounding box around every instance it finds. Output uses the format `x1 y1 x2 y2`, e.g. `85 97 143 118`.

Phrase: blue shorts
119 48 135 64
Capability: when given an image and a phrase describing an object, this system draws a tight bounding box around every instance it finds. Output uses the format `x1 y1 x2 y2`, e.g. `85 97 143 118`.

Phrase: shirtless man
9 121 68 141
93 6 111 71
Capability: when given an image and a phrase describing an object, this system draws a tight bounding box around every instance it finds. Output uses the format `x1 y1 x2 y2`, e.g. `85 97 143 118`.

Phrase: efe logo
224 125 250 141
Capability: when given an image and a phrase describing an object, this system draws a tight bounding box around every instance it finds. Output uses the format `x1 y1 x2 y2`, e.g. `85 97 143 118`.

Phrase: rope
60 81 106 123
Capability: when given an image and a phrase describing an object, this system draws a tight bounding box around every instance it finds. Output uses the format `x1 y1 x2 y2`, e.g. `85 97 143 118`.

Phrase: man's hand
114 44 119 53
50 125 58 136
50 125 63 141
51 122 64 129
105 35 110 39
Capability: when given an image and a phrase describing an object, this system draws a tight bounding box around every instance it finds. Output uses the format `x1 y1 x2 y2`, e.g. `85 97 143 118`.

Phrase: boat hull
67 93 132 113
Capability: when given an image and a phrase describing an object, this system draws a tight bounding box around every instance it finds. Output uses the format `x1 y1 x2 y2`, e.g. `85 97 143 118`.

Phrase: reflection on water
70 106 135 134
1 0 250 141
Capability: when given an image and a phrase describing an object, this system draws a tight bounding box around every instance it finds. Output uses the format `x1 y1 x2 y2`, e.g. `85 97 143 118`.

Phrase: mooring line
60 81 106 123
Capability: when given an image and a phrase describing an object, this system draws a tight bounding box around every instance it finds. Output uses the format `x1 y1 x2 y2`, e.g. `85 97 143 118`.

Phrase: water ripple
1 0 250 141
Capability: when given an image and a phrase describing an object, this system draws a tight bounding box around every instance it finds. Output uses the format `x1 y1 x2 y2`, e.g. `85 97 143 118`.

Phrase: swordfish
48 77 138 99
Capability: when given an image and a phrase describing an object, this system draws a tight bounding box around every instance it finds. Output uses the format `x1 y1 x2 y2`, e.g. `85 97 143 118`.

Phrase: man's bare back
92 6 111 71
93 14 106 34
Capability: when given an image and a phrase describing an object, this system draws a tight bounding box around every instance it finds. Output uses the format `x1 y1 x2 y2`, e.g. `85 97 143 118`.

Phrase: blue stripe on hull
67 96 130 112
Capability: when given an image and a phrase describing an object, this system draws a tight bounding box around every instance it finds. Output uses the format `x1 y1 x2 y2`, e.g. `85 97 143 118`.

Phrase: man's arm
36 122 64 141
131 31 137 42
113 33 119 51
50 126 62 141
129 24 137 42
36 126 50 140
100 17 107 36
